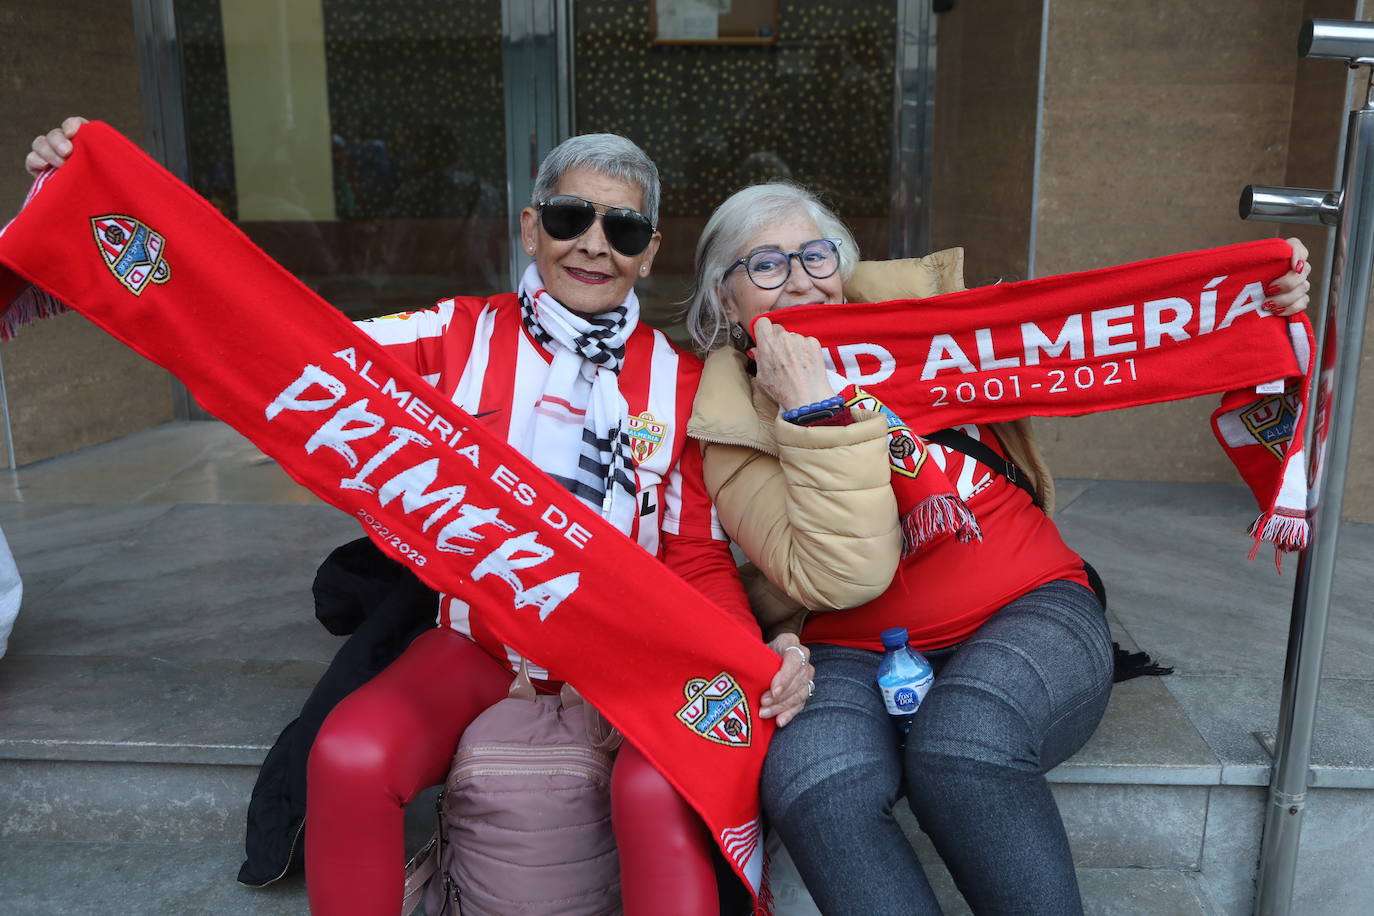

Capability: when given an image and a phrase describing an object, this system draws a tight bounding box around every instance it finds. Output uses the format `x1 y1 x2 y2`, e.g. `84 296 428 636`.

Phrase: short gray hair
531 134 661 227
685 182 858 351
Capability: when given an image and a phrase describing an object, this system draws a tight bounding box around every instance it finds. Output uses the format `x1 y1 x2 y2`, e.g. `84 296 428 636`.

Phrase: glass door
570 0 933 339
170 0 510 319
142 0 932 347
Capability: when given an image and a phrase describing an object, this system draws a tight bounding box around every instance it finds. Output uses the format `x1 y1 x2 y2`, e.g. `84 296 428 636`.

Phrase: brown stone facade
0 2 173 467
932 0 1374 521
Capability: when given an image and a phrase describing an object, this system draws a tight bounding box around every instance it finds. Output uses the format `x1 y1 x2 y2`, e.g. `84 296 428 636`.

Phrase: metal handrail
1239 18 1374 916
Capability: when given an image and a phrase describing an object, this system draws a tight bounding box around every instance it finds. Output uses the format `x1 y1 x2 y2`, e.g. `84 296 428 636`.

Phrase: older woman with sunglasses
684 182 1311 914
26 120 813 915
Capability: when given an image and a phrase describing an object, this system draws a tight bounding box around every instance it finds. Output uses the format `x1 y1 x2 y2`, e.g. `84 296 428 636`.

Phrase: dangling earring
728 321 753 354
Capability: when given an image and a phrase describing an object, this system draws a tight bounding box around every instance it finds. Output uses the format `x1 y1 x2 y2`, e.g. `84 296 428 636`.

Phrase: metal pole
1239 186 1340 226
887 0 936 260
501 0 568 292
1240 21 1374 913
131 0 199 420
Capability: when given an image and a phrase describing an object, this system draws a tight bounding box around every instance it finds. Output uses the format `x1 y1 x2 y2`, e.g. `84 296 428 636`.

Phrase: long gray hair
532 134 661 227
685 182 858 351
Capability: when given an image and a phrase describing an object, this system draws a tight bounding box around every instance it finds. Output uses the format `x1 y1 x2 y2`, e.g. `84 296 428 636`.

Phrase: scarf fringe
901 494 983 556
1248 510 1309 552
1 284 69 340
1246 510 1309 570
753 854 774 916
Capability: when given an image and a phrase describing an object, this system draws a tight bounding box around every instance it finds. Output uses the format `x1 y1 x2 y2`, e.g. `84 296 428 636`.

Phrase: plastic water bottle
876 626 934 734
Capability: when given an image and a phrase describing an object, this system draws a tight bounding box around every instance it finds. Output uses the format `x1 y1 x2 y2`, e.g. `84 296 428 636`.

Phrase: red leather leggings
305 627 719 915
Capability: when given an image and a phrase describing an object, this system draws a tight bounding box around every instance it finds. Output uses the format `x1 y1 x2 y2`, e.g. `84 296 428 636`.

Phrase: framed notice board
650 0 780 45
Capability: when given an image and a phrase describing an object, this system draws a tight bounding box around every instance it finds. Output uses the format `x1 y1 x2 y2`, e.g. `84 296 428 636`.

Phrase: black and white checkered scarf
517 264 638 534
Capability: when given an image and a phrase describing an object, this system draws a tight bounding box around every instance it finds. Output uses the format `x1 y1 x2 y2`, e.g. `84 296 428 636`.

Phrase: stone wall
931 0 1374 520
0 1 174 467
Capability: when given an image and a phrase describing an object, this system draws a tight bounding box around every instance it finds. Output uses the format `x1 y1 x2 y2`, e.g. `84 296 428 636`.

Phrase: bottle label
880 674 932 715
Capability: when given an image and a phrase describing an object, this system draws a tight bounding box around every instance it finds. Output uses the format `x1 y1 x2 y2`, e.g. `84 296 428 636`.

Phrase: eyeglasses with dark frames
536 195 656 257
723 238 843 290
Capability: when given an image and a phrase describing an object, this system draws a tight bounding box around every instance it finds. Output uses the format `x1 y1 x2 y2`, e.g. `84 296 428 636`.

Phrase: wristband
782 395 846 425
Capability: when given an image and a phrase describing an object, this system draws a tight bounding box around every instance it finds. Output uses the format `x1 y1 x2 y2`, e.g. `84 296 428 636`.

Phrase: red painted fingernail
1267 283 1283 294
1295 260 1305 273
1264 301 1281 311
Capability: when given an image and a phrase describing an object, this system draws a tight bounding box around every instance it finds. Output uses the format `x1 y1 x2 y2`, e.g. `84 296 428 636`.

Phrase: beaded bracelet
782 395 847 425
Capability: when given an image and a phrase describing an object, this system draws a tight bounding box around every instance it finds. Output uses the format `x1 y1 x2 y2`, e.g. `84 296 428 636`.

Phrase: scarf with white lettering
514 265 638 534
765 241 1316 563
0 122 775 905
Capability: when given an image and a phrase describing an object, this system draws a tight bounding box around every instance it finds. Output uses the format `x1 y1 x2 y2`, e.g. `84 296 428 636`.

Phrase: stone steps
1 425 1372 913
0 840 310 916
0 660 1258 914
0 664 1340 914
0 837 1216 916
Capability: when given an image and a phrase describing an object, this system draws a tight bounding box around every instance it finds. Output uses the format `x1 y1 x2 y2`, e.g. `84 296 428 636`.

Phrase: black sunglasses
537 195 656 257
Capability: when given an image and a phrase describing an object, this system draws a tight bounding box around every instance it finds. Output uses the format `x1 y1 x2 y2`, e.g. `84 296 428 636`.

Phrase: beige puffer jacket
688 348 903 638
688 249 1056 640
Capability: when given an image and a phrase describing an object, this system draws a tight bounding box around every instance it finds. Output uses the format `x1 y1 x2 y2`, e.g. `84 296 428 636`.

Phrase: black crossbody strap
925 427 1111 613
923 430 1162 679
923 427 1040 507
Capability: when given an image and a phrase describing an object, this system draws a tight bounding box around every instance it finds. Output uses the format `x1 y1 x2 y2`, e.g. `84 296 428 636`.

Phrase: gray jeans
761 580 1114 915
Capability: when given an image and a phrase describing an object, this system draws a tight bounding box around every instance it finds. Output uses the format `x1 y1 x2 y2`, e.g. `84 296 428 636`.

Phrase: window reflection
574 1 897 338
175 0 508 318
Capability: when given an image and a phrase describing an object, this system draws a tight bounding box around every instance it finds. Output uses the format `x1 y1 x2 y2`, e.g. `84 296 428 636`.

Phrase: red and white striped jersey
357 293 747 674
801 424 1090 652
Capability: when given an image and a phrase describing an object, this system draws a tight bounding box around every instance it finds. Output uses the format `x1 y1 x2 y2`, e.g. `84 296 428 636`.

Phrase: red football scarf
831 382 983 555
0 122 775 902
765 243 1316 560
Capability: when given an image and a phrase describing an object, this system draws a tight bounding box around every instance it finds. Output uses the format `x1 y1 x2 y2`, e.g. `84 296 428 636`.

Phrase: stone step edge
5 738 1374 790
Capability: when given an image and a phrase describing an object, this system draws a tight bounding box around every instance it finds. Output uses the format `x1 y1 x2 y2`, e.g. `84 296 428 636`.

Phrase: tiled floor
9 421 1371 776
0 420 1370 914
1052 476 1374 783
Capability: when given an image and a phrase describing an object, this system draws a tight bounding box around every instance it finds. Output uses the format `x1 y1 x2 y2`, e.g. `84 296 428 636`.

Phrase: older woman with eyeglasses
26 121 814 915
684 182 1311 914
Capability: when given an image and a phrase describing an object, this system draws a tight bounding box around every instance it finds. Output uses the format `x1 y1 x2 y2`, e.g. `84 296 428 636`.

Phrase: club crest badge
1240 389 1300 460
676 672 751 747
91 215 171 296
846 392 927 478
626 410 667 465
363 307 434 323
